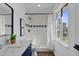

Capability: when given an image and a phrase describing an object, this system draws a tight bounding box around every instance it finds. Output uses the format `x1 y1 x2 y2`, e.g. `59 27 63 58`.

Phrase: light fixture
37 4 40 7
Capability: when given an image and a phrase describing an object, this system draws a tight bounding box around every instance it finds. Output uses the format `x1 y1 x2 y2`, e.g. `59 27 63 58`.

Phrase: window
56 4 69 44
62 8 68 43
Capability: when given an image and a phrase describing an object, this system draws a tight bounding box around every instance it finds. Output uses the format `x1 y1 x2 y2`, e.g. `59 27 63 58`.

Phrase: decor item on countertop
10 34 16 44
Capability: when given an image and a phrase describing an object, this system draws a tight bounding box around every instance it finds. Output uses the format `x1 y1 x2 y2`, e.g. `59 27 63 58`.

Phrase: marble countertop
0 40 32 56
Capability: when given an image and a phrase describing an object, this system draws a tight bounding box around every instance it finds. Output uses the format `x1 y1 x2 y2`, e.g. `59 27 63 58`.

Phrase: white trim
54 4 69 48
54 3 67 14
55 39 69 48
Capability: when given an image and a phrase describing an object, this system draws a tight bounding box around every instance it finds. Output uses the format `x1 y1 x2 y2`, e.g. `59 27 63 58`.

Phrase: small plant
10 34 16 44
10 34 16 40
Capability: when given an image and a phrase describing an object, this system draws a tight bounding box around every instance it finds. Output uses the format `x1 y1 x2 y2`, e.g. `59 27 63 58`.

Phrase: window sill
55 38 69 48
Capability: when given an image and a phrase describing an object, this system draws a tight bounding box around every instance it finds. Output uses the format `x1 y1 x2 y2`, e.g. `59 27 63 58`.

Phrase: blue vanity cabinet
22 44 32 56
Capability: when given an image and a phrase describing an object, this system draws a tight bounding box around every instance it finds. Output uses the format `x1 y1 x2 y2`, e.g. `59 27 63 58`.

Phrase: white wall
29 15 48 48
72 4 79 56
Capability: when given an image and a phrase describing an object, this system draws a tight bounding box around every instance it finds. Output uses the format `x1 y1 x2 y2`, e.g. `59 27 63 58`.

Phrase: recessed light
37 4 40 7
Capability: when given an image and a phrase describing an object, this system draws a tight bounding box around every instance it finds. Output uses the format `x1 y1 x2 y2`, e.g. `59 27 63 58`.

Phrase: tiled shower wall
28 15 48 48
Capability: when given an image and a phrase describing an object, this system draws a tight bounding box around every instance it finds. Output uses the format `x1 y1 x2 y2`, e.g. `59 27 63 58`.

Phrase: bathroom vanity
0 40 32 56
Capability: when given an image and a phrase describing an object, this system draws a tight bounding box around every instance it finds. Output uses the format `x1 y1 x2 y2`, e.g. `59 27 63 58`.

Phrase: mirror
0 3 13 35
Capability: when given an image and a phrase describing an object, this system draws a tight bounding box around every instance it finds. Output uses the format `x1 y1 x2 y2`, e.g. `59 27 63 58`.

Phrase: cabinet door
22 44 32 56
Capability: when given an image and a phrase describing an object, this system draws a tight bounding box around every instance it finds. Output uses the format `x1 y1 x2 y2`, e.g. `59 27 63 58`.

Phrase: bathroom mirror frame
4 3 14 35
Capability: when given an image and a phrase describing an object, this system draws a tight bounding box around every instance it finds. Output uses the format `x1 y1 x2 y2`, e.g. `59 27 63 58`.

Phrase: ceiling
24 3 57 13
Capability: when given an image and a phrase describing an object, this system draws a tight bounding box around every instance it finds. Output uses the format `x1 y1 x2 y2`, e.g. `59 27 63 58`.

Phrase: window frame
56 4 69 46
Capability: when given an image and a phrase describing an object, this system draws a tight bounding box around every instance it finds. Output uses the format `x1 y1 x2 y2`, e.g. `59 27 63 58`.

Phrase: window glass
62 7 68 43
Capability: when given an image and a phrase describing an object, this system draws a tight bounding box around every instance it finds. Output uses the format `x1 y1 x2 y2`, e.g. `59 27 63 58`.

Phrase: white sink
0 40 32 56
7 40 27 48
